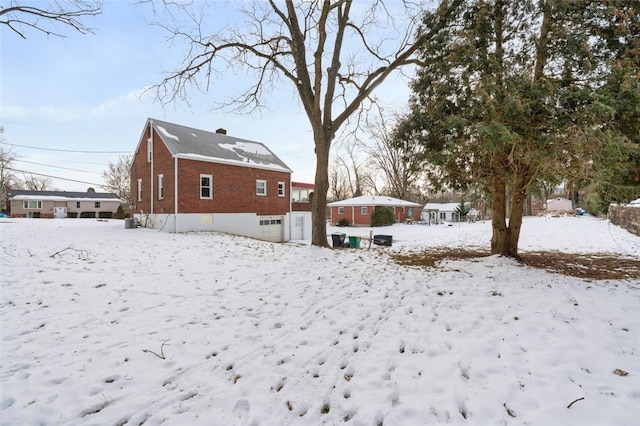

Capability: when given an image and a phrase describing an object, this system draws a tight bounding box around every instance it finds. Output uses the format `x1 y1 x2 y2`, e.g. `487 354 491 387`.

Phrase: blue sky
1 0 412 191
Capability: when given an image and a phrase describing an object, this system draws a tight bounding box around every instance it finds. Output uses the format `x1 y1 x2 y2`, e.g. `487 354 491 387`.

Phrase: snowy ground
1 215 639 425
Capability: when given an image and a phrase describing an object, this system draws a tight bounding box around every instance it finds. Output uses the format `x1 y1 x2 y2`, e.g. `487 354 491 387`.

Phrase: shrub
98 211 113 219
67 212 78 218
115 205 126 219
80 211 95 218
371 206 395 227
337 218 349 227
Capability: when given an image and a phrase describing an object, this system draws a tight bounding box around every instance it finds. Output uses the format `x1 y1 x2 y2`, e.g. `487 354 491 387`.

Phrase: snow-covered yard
1 216 639 425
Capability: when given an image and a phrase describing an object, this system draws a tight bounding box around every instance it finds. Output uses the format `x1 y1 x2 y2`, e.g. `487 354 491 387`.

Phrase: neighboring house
328 195 422 226
546 197 573 212
289 182 314 241
422 202 466 224
130 118 295 242
291 181 314 212
8 190 121 218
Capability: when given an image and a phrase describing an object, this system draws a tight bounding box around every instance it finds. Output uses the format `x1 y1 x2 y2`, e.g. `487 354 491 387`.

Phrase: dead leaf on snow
613 369 629 376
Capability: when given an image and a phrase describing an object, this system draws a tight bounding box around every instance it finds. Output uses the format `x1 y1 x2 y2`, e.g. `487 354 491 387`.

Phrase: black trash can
373 235 393 246
331 233 346 248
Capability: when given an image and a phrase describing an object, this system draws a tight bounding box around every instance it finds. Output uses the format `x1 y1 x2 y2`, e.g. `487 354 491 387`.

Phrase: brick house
130 118 295 241
328 195 422 226
8 190 121 218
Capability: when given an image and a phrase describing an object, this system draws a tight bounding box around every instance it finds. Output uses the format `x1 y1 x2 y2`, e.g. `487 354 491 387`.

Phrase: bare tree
333 136 373 198
0 0 102 39
22 174 52 191
328 157 351 201
102 154 132 205
0 129 19 212
146 0 463 246
360 112 425 201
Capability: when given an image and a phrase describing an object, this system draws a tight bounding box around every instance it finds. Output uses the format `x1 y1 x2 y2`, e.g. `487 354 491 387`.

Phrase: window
23 200 42 209
361 207 368 215
440 212 446 220
137 179 142 202
158 174 164 200
147 137 153 162
200 174 212 199
278 181 285 197
402 207 405 214
392 207 396 214
256 179 267 196
94 202 101 209
76 201 81 208
338 207 344 214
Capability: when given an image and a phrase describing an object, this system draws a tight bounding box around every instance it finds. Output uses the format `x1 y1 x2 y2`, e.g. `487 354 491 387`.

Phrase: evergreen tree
397 0 639 257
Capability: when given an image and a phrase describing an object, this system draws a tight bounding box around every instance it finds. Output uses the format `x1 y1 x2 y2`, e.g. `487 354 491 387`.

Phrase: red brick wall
130 125 153 213
130 125 290 215
176 158 290 215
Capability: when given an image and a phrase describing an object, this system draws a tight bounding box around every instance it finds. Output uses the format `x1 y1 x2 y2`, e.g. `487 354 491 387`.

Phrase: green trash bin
348 236 361 248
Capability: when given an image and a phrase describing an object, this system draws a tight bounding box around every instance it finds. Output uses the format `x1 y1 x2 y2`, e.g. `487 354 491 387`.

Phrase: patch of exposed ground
390 248 640 280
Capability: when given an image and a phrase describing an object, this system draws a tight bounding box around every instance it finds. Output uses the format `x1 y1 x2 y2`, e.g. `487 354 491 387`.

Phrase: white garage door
259 216 283 242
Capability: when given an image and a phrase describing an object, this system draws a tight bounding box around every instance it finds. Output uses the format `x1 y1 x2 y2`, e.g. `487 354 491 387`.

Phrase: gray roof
149 118 292 173
10 190 120 201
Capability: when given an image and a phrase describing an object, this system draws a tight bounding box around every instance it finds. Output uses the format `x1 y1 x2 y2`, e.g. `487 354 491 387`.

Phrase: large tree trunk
311 135 331 247
505 169 530 257
491 168 530 258
490 176 510 256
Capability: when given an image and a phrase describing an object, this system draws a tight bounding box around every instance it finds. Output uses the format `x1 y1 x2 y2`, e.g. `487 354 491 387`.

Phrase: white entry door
54 207 67 218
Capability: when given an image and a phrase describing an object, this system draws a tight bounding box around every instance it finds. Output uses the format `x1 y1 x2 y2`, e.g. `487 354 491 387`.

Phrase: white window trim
23 200 42 209
338 207 344 214
158 174 164 200
137 179 142 202
200 174 213 199
361 207 368 215
277 181 285 197
94 201 101 209
256 179 267 196
147 137 153 163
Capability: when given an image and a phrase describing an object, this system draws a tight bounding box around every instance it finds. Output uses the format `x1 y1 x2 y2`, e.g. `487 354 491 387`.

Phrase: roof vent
216 128 227 135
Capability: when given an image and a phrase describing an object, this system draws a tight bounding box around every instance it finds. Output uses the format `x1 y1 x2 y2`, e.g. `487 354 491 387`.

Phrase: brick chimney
216 128 227 135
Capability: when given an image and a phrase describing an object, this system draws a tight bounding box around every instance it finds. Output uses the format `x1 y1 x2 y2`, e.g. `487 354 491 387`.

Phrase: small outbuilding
421 202 465 224
546 197 573 212
327 195 422 226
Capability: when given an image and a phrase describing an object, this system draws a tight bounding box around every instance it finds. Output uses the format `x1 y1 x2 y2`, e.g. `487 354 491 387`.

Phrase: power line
1 141 132 154
8 168 106 187
15 159 100 174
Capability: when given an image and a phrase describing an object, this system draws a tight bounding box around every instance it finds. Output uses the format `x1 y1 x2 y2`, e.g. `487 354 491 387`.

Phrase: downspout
149 120 154 215
288 179 292 241
351 205 355 226
174 156 178 233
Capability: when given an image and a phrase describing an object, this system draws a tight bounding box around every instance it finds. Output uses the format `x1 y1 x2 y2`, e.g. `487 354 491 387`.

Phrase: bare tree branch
144 0 463 246
0 1 102 39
